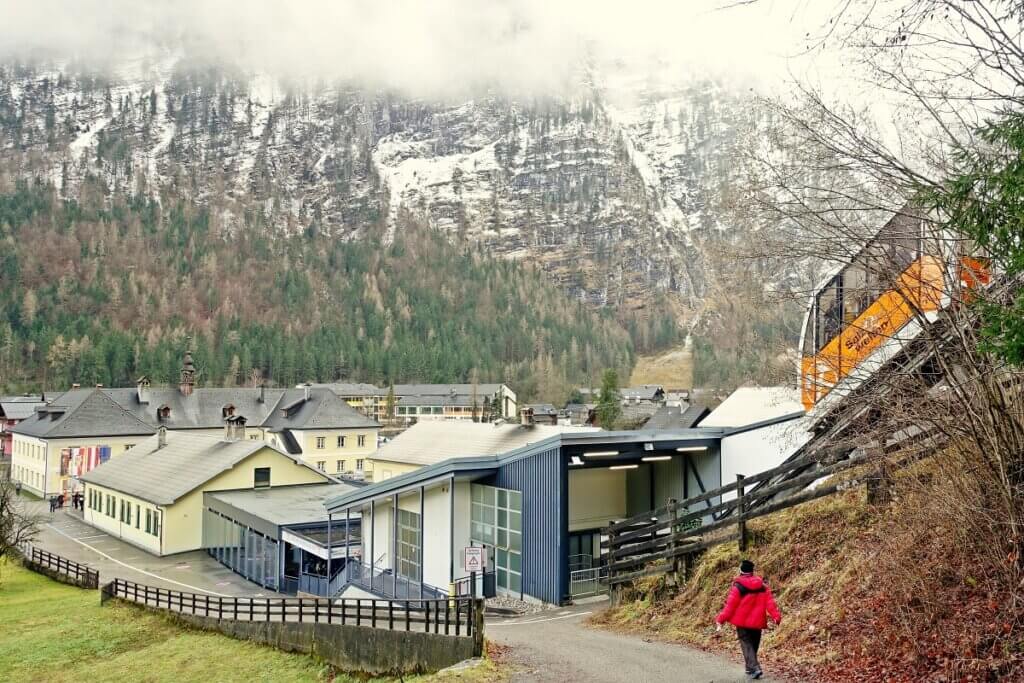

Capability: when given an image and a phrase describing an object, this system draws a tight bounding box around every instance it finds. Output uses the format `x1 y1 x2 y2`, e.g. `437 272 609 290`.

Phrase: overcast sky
0 0 845 97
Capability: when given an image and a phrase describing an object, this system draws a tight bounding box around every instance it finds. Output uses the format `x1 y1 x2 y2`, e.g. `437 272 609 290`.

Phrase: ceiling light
584 450 619 457
610 464 639 470
675 446 707 453
642 456 672 462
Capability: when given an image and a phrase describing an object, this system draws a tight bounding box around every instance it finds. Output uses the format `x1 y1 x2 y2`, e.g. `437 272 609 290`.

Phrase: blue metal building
325 428 740 605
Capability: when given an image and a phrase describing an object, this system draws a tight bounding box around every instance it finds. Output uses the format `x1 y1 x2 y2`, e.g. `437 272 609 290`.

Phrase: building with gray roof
80 429 335 558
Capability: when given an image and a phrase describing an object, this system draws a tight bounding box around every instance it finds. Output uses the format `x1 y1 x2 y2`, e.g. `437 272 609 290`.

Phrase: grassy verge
0 560 503 683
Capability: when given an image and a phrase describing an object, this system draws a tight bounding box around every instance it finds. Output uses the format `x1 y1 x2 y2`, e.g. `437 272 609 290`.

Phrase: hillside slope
593 485 1024 681
0 53 808 389
0 182 637 399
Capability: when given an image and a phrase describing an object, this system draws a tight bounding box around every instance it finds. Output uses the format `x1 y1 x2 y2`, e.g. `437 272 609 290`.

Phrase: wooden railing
24 545 99 589
603 452 872 586
101 577 482 637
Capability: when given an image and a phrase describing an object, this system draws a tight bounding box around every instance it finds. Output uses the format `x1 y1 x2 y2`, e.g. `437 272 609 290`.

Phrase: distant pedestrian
716 559 781 680
57 493 65 509
48 496 57 513
15 481 21 495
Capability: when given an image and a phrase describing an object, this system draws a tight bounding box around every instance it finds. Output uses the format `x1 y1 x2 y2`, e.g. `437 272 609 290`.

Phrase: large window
316 437 326 449
203 509 279 590
396 509 421 580
471 484 523 594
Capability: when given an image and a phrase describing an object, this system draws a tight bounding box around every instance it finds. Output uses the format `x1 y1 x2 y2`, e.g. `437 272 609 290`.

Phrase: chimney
95 383 104 388
258 382 266 404
136 376 150 404
223 415 247 441
520 407 535 428
71 383 81 389
303 382 311 402
157 426 167 449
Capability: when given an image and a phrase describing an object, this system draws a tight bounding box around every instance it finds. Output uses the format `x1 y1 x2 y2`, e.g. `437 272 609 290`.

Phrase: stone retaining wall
103 596 477 676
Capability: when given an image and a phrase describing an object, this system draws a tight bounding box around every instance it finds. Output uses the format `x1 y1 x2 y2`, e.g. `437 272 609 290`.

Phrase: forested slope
0 181 648 399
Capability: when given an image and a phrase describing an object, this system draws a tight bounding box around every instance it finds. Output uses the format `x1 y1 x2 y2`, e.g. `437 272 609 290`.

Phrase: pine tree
596 369 622 429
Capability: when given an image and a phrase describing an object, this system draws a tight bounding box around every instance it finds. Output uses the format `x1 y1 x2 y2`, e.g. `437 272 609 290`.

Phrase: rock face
0 52 778 318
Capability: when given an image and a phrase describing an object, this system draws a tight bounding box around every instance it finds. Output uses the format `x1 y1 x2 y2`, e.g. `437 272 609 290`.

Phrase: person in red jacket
716 559 781 679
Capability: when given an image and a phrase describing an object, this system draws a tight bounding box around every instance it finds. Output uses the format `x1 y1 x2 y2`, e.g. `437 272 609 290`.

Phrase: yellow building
80 429 334 556
9 388 156 498
9 345 380 498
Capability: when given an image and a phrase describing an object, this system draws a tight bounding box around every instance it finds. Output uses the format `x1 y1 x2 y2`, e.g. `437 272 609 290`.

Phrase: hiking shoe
752 670 764 680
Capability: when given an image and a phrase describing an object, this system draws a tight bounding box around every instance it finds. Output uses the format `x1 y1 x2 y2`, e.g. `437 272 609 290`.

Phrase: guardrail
603 451 872 586
347 561 447 600
22 544 99 589
101 577 480 636
452 571 497 599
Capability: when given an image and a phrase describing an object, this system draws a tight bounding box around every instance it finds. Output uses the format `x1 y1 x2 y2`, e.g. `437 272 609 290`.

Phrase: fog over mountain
0 0 850 393
1 0 830 97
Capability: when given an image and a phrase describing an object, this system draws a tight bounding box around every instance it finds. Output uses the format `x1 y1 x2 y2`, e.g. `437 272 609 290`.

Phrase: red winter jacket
716 574 781 630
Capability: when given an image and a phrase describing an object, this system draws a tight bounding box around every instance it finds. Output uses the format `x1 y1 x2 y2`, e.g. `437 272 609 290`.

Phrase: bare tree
0 480 44 561
719 1 1024 676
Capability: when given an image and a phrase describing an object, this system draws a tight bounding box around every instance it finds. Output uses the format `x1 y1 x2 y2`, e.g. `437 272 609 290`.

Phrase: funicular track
601 288 1000 588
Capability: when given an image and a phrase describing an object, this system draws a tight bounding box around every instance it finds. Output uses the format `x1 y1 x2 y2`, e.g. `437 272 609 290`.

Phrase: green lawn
0 559 342 682
0 560 500 683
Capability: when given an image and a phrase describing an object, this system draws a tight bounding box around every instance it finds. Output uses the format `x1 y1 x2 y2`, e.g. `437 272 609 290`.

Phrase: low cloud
0 0 828 97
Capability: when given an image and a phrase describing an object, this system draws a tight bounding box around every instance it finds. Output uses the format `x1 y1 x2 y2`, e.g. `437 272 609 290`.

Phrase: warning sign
463 546 486 572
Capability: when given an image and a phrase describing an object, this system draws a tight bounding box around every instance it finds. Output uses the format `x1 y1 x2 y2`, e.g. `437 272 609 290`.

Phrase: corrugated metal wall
490 446 566 605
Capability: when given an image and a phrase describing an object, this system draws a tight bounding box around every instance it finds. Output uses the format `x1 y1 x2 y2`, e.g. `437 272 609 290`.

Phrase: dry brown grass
629 345 694 389
591 470 1024 682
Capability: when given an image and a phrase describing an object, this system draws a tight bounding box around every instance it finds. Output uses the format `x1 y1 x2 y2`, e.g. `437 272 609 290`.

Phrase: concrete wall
625 465 652 516
568 468 626 531
422 483 452 590
450 481 471 585
686 447 722 519
720 420 810 502
105 597 477 675
363 499 395 569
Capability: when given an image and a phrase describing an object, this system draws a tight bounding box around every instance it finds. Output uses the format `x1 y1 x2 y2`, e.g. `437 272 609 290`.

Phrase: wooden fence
603 451 872 586
23 545 99 589
101 577 482 637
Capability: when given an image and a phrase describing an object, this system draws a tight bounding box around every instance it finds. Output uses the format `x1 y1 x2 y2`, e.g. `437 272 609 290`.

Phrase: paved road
31 504 271 597
487 599 789 683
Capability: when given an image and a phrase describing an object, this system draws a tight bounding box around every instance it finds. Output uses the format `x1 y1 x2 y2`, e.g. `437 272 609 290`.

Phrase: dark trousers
736 627 762 674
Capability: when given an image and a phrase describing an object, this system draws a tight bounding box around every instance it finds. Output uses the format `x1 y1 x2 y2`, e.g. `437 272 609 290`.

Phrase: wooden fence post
667 499 679 578
607 524 620 605
472 598 485 657
736 474 747 552
866 461 891 506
